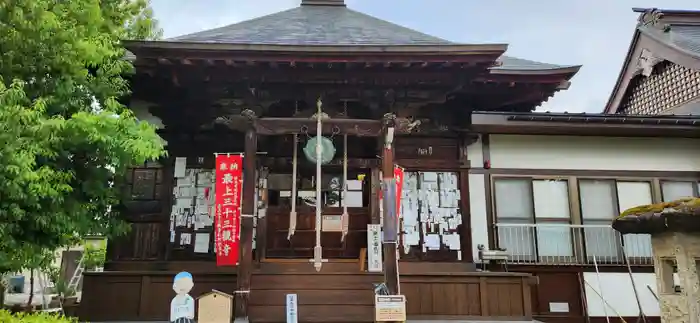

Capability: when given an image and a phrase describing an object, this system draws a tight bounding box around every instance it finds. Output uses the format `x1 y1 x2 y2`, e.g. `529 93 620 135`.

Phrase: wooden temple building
78 3 700 323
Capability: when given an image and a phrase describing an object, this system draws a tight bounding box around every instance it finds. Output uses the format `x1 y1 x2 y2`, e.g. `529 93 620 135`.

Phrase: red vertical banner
394 165 404 234
214 154 243 266
394 165 404 259
394 165 404 217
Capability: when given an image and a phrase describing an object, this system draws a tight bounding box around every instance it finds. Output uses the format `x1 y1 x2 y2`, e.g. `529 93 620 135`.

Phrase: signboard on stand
286 293 298 323
197 290 234 323
214 154 243 266
375 295 406 322
367 224 383 272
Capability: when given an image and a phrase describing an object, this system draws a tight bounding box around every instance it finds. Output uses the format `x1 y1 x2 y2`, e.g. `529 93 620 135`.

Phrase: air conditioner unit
480 250 509 261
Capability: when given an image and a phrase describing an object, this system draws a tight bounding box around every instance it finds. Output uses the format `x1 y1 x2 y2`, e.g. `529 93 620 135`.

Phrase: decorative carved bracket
384 113 423 135
212 109 258 131
637 8 671 32
636 48 663 77
241 109 257 123
395 117 422 134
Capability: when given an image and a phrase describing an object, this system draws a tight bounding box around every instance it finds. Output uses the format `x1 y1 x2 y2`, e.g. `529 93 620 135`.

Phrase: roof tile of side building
639 23 700 59
164 4 575 72
474 110 700 119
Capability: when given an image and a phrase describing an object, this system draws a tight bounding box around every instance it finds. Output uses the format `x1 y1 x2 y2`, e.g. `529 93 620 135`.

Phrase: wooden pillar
370 167 381 225
161 156 175 262
381 113 400 295
458 134 478 263
235 109 257 320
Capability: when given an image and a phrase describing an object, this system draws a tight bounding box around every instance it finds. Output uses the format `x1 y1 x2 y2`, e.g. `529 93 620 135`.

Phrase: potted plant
82 243 106 272
44 267 78 317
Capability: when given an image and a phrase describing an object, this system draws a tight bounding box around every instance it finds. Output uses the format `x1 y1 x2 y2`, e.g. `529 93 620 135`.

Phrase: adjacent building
605 8 700 115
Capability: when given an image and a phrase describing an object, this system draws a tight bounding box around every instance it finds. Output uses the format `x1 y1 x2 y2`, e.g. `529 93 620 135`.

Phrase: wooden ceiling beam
131 73 555 107
137 65 481 86
135 61 572 86
255 118 383 136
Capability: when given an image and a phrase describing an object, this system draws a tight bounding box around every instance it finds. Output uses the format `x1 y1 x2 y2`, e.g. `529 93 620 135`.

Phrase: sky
150 0 699 113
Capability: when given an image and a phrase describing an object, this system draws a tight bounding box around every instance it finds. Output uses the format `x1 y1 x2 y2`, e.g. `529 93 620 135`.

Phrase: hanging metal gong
303 136 336 165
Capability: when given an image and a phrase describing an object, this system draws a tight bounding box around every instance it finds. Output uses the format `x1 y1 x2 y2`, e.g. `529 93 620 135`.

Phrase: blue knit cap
174 272 193 281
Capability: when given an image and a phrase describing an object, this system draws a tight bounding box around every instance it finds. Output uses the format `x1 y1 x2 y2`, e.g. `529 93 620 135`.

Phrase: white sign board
322 215 342 232
286 293 298 323
375 295 406 322
549 302 570 313
367 224 383 272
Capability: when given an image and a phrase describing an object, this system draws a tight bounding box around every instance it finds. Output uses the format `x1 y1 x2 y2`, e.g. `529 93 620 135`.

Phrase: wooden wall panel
108 160 171 262
530 272 584 322
81 270 534 322
249 270 533 322
111 222 162 261
80 271 237 322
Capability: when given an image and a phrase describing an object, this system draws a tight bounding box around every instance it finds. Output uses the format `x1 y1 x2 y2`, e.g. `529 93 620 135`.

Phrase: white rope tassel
311 97 325 272
341 134 349 242
288 134 299 240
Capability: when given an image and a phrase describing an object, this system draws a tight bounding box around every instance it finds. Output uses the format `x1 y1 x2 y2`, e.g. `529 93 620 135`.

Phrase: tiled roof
165 4 576 72
169 6 450 46
493 56 574 71
639 24 700 58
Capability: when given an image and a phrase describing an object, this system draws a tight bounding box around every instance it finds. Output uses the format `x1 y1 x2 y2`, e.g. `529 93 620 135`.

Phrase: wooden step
248 262 480 322
256 260 478 274
252 272 381 290
256 261 363 274
250 271 380 322
251 289 374 306
249 304 374 323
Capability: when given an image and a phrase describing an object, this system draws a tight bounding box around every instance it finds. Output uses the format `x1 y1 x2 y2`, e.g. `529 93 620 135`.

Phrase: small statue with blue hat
170 271 195 323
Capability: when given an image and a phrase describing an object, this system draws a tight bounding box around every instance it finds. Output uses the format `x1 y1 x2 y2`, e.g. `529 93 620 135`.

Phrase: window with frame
493 178 573 261
126 161 163 201
579 180 653 261
661 181 700 202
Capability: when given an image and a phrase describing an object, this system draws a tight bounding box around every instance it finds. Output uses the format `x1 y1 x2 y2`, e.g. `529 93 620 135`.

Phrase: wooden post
458 134 478 263
235 109 257 320
381 113 400 295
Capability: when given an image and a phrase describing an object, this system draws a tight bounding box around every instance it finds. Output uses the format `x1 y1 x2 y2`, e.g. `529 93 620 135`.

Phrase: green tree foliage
0 0 165 272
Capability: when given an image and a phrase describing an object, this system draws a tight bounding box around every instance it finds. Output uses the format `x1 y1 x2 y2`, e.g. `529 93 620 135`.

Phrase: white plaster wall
468 174 488 262
466 136 484 168
489 135 700 171
583 272 661 317
466 134 700 260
